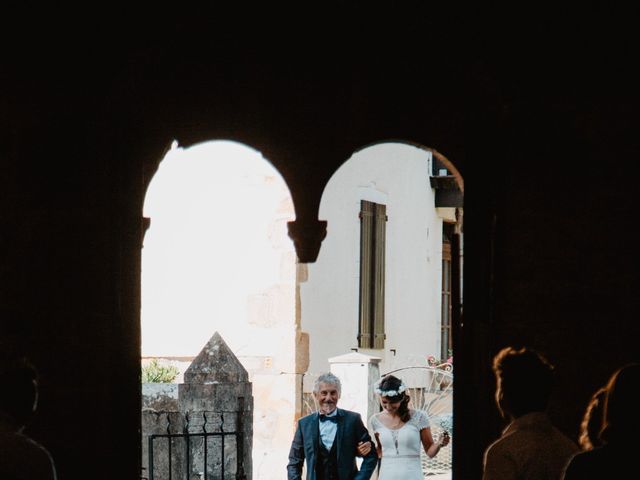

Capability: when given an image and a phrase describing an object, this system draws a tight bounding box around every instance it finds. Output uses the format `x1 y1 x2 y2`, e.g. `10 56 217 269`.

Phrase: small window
441 237 453 360
358 200 387 349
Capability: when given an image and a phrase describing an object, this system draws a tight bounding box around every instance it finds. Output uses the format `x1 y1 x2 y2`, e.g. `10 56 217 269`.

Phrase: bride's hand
356 441 372 456
439 431 451 447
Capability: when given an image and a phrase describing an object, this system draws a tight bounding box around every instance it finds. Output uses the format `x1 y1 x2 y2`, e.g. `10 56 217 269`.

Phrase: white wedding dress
369 409 430 480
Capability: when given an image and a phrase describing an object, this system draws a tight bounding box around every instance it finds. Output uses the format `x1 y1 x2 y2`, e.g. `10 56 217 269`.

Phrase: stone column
178 331 253 480
329 352 381 425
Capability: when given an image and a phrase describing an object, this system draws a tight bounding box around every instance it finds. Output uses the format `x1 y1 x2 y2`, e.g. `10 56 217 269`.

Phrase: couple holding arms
287 372 450 480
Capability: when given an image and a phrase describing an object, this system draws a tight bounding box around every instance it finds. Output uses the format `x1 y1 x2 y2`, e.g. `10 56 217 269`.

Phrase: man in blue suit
287 372 378 480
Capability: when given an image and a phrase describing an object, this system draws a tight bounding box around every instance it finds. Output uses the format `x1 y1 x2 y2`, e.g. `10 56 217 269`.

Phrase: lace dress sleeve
369 414 381 433
411 409 431 430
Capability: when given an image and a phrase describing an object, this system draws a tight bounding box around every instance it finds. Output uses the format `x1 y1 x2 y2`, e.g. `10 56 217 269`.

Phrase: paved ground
370 469 451 480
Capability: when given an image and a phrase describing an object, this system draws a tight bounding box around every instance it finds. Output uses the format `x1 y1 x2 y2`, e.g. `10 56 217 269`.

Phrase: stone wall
141 332 252 479
142 383 179 411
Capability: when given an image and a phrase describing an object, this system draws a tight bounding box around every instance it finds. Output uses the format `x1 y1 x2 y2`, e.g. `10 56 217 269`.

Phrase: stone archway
140 139 301 480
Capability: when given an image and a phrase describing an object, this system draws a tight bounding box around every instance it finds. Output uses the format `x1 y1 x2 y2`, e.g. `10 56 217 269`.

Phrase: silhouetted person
562 362 640 479
577 386 607 451
482 346 578 480
0 355 57 479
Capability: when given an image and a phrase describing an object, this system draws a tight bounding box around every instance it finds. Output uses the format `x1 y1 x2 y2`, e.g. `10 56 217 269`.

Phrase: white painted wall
300 143 444 389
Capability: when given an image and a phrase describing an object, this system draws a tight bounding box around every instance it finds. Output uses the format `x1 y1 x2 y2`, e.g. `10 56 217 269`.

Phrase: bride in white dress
365 374 449 480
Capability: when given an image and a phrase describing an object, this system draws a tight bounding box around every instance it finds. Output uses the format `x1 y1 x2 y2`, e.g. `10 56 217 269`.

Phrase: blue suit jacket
287 408 378 480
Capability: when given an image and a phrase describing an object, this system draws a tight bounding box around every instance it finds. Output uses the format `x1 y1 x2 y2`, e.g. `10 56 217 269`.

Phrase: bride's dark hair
378 374 411 422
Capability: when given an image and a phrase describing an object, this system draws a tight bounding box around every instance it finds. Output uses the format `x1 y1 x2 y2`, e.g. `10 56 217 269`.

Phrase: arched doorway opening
140 140 298 479
298 141 463 478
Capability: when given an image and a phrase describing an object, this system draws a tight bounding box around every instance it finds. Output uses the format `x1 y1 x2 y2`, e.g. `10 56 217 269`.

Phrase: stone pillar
141 411 187 479
178 332 253 480
329 352 381 425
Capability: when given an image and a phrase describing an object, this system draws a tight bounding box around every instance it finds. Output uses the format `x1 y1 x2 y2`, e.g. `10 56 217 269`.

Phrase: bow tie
319 414 338 423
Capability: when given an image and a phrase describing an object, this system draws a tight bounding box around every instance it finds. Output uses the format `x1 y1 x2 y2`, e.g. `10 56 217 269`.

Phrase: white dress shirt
319 410 338 450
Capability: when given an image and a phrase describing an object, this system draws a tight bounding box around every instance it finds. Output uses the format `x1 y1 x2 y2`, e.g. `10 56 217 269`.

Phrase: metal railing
147 410 246 480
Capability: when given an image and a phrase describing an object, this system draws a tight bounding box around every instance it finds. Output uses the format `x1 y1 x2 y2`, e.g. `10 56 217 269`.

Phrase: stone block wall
141 332 253 479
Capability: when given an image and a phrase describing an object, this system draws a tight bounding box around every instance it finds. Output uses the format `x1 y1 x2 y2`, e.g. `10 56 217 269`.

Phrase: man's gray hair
314 372 342 393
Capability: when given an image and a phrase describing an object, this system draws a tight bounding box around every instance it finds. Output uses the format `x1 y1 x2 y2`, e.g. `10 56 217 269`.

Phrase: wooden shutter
358 200 387 349
441 240 452 360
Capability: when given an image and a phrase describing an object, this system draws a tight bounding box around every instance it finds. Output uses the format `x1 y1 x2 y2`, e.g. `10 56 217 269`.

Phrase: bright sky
141 140 294 357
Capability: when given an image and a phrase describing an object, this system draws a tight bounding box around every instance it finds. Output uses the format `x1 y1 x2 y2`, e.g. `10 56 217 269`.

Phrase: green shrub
141 359 180 383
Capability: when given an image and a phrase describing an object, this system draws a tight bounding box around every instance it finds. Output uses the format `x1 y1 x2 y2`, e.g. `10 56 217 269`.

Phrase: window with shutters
441 238 453 360
358 200 387 349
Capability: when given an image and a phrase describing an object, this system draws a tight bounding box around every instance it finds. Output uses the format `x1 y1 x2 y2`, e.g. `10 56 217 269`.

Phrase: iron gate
146 412 246 480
